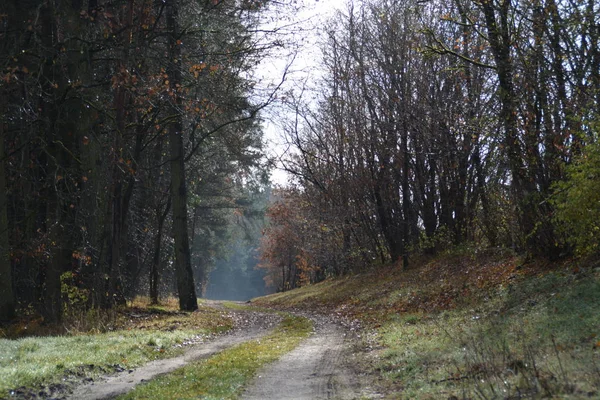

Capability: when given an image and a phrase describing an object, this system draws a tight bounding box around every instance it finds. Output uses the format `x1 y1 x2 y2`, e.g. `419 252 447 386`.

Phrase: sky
259 0 349 186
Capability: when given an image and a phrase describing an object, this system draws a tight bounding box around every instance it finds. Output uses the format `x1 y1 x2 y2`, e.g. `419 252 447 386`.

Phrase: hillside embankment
252 249 600 399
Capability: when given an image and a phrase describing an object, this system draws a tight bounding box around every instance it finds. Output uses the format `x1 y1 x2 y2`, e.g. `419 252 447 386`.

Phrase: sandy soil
67 305 281 400
241 314 382 400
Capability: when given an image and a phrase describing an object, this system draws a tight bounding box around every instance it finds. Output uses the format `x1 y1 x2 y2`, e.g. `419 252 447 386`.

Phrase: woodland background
259 0 600 290
1 0 599 323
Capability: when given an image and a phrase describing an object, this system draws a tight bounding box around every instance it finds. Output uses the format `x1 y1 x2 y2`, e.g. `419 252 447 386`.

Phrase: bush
553 141 600 257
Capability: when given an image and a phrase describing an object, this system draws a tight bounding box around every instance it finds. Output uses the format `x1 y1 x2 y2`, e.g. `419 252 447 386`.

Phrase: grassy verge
377 271 600 398
253 252 600 399
0 300 232 397
220 301 285 315
118 313 312 400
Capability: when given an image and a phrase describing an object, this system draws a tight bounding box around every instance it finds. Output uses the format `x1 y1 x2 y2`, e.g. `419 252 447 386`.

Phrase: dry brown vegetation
0 298 232 339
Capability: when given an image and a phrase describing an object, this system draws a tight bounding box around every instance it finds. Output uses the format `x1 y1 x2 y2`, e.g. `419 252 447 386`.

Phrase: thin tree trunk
401 126 410 270
480 0 537 249
0 120 15 321
150 196 171 305
104 0 136 307
39 3 63 323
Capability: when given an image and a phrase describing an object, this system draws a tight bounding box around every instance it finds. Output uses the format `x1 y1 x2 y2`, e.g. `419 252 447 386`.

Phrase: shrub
553 141 600 257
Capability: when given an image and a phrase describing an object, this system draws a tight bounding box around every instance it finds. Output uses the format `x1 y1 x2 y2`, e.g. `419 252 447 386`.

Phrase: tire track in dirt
68 306 280 400
241 316 377 400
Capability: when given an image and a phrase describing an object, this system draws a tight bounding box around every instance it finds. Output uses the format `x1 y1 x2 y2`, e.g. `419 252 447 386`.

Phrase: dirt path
64 303 381 399
241 315 381 400
68 305 280 400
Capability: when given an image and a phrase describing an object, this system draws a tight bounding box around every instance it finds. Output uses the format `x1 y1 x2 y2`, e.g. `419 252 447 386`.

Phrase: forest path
68 302 280 400
68 301 380 400
241 313 380 400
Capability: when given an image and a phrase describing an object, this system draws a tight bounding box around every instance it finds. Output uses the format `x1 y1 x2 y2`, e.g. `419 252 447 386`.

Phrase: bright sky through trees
262 0 347 185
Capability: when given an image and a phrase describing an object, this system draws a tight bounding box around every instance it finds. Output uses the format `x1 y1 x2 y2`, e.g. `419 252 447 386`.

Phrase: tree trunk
38 3 63 323
167 0 198 311
103 0 136 307
401 126 410 270
373 187 402 263
0 121 15 321
480 0 538 249
150 197 171 305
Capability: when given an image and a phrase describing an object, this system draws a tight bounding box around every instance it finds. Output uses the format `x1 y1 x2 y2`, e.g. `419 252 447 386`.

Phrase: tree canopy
261 0 600 289
0 0 288 321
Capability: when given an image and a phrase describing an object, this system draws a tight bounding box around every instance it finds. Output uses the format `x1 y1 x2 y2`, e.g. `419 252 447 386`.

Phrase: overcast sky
260 0 348 186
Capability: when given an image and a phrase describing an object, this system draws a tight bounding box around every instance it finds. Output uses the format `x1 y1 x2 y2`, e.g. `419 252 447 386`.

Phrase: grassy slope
0 301 232 397
253 250 600 399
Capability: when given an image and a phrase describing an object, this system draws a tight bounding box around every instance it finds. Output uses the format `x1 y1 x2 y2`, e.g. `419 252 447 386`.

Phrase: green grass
0 304 232 397
0 329 194 396
376 272 600 398
383 272 600 398
118 314 313 400
254 257 600 399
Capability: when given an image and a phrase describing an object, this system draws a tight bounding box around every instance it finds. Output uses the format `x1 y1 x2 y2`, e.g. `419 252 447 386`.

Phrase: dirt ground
10 302 383 399
241 314 382 399
68 304 282 400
